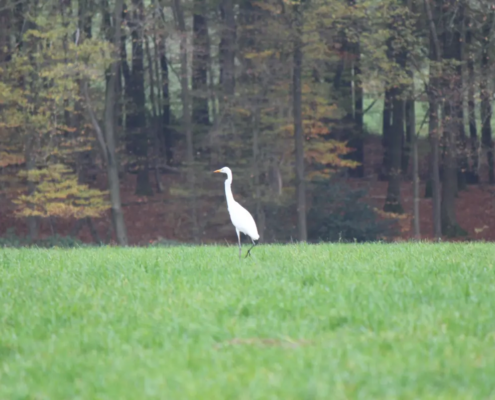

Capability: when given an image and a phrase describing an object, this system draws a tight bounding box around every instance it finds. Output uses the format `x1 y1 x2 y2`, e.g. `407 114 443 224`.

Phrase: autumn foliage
0 13 112 222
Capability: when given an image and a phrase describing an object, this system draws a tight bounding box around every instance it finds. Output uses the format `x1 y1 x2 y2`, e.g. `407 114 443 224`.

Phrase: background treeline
0 0 494 246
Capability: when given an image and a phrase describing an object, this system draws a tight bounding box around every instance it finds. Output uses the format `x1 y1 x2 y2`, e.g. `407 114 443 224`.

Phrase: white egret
214 167 260 258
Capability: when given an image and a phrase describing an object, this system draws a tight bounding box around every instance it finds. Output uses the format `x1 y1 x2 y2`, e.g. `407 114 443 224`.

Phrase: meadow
1 243 495 399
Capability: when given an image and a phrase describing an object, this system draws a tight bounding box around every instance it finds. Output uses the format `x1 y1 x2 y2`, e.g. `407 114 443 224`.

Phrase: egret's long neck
224 172 235 207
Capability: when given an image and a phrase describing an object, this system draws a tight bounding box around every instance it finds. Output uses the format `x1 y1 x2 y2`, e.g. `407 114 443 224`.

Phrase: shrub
307 180 397 243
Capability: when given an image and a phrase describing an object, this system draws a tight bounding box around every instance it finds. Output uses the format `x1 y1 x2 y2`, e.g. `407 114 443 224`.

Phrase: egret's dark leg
236 229 242 259
245 240 257 258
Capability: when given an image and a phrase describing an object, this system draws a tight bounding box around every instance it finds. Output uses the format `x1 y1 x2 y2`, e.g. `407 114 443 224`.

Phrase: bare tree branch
83 80 109 165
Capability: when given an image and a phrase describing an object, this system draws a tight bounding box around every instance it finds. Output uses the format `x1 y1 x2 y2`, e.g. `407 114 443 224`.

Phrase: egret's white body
214 167 259 258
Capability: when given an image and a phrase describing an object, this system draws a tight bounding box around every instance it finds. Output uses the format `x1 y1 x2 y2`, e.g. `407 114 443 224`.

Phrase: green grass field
1 243 495 399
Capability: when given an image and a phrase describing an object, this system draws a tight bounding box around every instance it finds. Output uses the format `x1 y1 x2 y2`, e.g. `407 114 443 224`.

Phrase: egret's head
213 167 231 174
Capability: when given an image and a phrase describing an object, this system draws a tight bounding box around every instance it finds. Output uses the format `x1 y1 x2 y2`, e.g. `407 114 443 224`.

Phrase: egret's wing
228 202 260 240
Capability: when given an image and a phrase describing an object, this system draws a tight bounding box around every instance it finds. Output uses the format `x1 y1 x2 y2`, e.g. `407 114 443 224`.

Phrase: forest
0 0 494 246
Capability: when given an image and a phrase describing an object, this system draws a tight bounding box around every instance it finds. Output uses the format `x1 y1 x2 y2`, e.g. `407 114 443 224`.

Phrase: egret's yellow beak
213 169 221 173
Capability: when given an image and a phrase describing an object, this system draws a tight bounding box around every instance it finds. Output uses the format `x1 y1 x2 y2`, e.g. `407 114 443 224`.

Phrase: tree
172 0 200 242
465 12 479 184
4 0 492 245
381 87 393 180
407 94 420 238
383 6 411 214
219 0 236 99
85 0 128 245
191 0 211 134
424 0 442 239
155 19 174 165
292 2 307 242
480 6 494 184
0 0 115 241
440 0 466 237
405 0 419 238
329 0 365 178
351 39 365 178
123 0 153 196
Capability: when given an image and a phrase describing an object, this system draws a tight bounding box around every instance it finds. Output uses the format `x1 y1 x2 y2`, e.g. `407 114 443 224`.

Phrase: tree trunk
192 0 210 132
0 6 9 64
402 99 412 176
480 10 494 184
293 5 307 242
441 101 465 237
145 36 164 193
173 0 200 242
384 25 406 214
401 0 418 179
24 137 38 241
104 0 128 245
348 46 364 178
465 15 479 184
158 36 174 165
404 61 416 181
428 97 442 239
380 88 393 180
332 36 353 117
384 94 404 213
440 0 466 237
219 0 236 98
252 99 265 241
408 98 420 239
78 0 93 39
75 0 99 235
75 0 95 185
125 0 152 196
12 0 25 50
424 0 442 239
405 0 419 236
401 73 415 179
454 4 467 191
